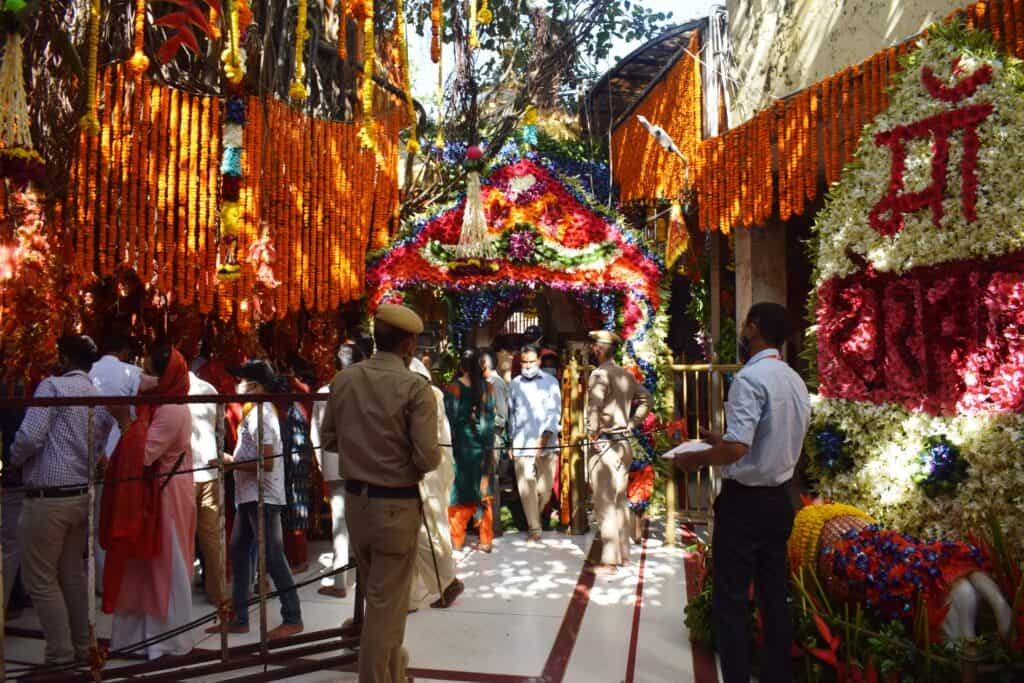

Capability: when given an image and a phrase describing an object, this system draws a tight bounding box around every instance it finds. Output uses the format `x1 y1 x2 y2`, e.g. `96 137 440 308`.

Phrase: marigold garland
337 0 348 61
468 0 480 49
290 0 310 101
221 0 245 85
430 0 442 63
358 0 376 151
80 0 101 135
396 0 419 154
478 0 492 25
127 0 150 77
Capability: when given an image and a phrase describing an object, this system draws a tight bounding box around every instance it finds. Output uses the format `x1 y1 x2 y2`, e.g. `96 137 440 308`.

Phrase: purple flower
508 229 537 261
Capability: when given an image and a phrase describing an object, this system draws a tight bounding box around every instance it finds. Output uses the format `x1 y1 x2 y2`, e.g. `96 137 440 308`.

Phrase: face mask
738 336 751 363
521 366 539 379
338 346 354 369
541 367 557 377
236 381 250 394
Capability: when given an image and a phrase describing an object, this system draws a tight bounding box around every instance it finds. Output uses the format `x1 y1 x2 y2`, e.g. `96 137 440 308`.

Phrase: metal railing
0 390 360 682
662 363 741 545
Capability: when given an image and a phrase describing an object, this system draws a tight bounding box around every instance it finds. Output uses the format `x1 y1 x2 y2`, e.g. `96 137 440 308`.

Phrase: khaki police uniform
586 331 652 566
321 304 440 683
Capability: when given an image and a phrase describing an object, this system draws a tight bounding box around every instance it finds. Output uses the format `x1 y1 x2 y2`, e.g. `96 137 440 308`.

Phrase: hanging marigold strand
290 0 309 101
469 0 480 49
80 0 101 135
396 0 419 154
358 0 376 151
430 0 442 63
338 0 348 61
127 0 149 77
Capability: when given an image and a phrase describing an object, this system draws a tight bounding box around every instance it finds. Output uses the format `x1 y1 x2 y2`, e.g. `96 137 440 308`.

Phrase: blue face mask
541 367 557 377
521 366 540 379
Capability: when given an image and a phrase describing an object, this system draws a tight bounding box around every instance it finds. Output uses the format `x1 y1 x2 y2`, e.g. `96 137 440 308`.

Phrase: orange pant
448 498 494 549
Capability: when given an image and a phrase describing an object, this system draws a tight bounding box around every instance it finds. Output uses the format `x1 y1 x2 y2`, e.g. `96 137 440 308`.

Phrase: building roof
583 19 706 139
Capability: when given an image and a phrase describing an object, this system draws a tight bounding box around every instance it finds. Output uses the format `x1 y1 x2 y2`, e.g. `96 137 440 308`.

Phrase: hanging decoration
245 222 280 322
0 33 44 183
80 0 101 135
289 0 310 101
477 0 492 25
126 0 150 77
521 104 538 147
430 0 442 63
221 0 246 85
356 0 375 150
663 200 689 270
395 0 419 154
452 146 494 261
337 0 348 61
468 0 479 49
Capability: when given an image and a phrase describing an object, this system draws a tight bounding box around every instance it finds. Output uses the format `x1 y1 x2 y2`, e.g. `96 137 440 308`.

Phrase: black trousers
712 479 794 683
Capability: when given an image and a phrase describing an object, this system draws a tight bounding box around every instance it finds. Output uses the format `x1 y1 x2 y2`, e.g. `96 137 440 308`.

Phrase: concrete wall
726 0 965 125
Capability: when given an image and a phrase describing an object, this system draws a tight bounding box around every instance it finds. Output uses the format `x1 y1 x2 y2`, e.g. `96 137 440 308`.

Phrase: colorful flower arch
366 154 670 394
806 20 1024 552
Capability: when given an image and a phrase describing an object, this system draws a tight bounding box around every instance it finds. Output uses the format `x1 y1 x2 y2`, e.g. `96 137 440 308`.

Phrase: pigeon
637 114 685 159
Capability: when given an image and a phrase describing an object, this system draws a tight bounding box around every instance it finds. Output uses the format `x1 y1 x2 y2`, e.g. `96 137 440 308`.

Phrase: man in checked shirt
10 335 115 664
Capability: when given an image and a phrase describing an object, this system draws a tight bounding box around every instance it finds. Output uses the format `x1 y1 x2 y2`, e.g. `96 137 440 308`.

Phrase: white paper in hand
661 440 712 460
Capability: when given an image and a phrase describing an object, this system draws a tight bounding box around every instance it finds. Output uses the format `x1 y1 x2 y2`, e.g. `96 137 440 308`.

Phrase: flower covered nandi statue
788 501 1013 643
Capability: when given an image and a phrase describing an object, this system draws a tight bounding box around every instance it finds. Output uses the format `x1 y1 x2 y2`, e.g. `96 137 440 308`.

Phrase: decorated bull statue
788 503 1013 642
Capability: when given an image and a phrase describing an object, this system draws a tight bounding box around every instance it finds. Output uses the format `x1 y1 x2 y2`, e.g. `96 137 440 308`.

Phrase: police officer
586 330 652 570
320 304 440 683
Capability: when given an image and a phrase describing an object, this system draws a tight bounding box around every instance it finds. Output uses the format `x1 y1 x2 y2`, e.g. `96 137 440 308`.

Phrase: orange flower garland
127 0 150 77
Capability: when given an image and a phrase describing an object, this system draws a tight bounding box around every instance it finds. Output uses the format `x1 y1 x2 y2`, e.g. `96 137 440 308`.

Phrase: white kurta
409 386 458 610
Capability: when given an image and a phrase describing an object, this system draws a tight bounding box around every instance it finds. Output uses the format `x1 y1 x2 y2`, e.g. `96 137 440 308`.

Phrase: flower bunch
506 227 537 263
812 424 853 472
913 435 969 498
218 69 247 281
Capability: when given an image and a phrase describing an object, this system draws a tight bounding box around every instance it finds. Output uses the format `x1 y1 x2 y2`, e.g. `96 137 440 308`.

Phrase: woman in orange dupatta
104 342 196 659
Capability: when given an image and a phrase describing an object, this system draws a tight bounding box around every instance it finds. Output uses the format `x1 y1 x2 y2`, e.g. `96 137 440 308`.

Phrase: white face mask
236 381 250 394
521 366 539 379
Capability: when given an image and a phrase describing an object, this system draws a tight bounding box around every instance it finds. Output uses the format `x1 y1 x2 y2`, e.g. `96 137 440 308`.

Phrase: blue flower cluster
813 426 853 472
824 524 985 621
913 435 969 498
226 98 245 125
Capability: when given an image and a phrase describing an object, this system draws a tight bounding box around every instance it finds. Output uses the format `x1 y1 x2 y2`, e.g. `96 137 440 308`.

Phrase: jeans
229 503 301 626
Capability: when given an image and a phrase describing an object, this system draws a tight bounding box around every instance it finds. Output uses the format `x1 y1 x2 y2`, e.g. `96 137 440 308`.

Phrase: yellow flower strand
80 0 101 136
289 0 310 101
434 47 444 148
221 0 244 84
357 0 376 151
396 0 419 154
126 0 150 77
468 0 479 49
477 0 492 25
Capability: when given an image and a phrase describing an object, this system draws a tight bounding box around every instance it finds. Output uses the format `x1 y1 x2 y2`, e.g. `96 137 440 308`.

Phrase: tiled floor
3 528 708 682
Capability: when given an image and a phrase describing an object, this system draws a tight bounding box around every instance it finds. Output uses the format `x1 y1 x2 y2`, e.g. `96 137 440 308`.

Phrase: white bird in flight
637 114 689 181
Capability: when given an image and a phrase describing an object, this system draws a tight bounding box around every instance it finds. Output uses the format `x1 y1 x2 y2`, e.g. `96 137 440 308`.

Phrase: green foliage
534 129 607 165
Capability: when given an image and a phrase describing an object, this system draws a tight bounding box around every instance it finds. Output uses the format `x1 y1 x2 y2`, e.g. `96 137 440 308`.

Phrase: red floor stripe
623 520 651 683
680 525 719 683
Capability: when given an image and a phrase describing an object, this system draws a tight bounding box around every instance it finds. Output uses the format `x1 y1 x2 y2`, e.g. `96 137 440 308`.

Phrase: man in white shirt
310 344 362 598
210 360 303 639
188 370 226 606
89 334 155 593
509 345 562 541
672 303 810 683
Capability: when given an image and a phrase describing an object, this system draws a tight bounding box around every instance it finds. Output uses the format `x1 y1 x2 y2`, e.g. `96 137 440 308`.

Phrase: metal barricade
0 390 359 682
663 363 741 545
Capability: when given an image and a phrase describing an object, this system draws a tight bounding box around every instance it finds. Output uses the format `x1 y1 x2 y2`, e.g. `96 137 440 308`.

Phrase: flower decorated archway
366 154 669 393
806 20 1024 551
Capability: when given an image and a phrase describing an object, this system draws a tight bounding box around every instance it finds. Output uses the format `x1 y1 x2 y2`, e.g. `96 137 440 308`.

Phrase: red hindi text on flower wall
816 251 1024 415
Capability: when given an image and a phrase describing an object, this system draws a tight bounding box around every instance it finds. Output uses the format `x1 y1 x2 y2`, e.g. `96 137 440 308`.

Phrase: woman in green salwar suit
444 349 497 552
